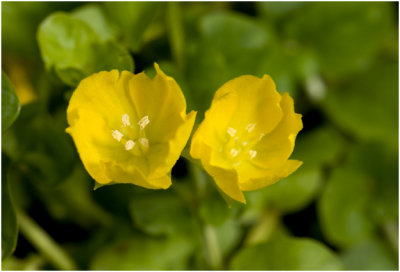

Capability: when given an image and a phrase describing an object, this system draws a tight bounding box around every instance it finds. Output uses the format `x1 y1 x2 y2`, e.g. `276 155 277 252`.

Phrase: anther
259 133 265 140
242 141 248 146
125 140 135 151
230 148 239 157
139 137 149 148
249 150 257 159
122 114 131 127
227 127 237 137
246 123 256 133
138 116 150 130
112 130 123 142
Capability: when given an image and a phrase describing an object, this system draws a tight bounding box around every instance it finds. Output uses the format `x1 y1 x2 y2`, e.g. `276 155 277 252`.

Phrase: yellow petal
206 162 245 203
192 90 239 169
67 108 121 184
215 75 283 137
146 111 196 182
103 161 158 189
67 70 137 129
127 63 187 143
199 86 239 150
191 141 245 203
240 160 303 191
252 92 302 168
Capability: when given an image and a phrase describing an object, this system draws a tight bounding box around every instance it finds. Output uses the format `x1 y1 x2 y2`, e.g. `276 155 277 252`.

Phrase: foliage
1 2 398 270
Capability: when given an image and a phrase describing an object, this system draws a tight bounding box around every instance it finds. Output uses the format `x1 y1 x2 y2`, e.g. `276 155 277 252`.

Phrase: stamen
246 123 256 133
122 114 131 127
242 141 248 146
139 137 149 148
234 161 241 167
259 133 265 140
227 127 237 137
230 148 239 157
249 150 257 159
138 116 150 130
112 130 123 142
125 140 135 150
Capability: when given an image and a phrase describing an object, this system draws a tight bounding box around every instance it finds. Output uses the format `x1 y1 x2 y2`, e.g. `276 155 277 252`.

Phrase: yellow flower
190 75 302 203
66 63 196 189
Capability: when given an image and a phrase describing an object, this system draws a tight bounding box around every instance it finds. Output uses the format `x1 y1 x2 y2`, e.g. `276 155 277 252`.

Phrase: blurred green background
2 1 398 270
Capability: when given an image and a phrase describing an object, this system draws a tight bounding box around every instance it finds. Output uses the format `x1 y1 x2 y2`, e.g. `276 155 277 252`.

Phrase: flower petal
239 160 303 191
127 63 187 143
191 135 245 203
67 108 126 184
103 161 159 189
67 70 137 129
145 111 196 182
204 86 239 147
252 92 302 168
215 75 283 137
192 90 239 169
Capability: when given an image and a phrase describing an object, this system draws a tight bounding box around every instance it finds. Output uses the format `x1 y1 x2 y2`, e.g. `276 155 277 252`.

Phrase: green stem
203 224 222 270
245 208 279 245
167 2 185 70
17 209 77 270
188 161 222 269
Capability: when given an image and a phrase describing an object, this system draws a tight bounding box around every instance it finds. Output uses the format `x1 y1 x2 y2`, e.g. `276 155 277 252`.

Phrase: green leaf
130 190 195 236
6 103 75 187
256 44 299 97
90 229 194 270
90 41 134 72
319 141 398 249
103 2 164 52
323 60 398 148
318 166 375 248
231 236 343 270
186 11 271 116
244 165 321 216
37 11 133 86
285 2 394 78
1 156 18 260
2 72 20 132
199 10 271 78
201 11 270 57
71 4 116 42
341 239 398 270
263 166 321 213
36 165 113 227
38 12 97 70
292 125 346 169
256 2 306 18
346 142 398 223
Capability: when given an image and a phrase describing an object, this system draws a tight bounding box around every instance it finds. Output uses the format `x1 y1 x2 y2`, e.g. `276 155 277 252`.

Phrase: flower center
223 123 264 165
111 114 151 155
